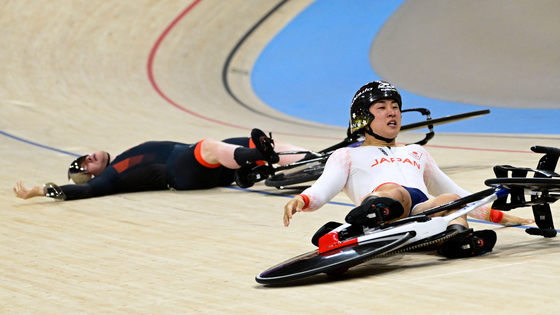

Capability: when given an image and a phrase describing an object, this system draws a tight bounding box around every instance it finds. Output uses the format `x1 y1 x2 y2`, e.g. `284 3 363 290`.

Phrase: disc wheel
255 231 414 285
265 164 325 188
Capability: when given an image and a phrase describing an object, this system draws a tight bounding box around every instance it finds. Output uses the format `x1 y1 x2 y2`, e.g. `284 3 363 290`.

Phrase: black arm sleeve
59 169 121 200
58 141 177 200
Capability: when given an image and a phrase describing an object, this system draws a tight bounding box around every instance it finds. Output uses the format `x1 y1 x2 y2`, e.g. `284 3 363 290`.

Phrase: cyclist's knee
200 138 220 160
368 184 412 212
435 193 463 216
435 193 461 204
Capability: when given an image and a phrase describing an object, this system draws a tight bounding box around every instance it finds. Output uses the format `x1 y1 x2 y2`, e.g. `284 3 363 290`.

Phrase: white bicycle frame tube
341 187 510 247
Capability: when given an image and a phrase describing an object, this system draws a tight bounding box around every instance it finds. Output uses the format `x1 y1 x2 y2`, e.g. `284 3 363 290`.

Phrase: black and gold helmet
349 80 402 136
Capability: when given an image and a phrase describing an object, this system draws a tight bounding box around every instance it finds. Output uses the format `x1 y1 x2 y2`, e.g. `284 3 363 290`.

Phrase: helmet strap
365 127 395 143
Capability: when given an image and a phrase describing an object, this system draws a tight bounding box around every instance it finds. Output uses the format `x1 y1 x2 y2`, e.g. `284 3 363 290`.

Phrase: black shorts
167 137 250 190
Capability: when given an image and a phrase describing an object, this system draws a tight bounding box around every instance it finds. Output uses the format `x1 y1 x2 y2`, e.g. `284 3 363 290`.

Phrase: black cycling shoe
345 196 404 228
438 226 497 259
251 128 279 164
234 164 271 188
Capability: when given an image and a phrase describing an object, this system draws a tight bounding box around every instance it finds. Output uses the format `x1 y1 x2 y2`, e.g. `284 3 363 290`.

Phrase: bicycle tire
255 231 414 285
265 164 325 187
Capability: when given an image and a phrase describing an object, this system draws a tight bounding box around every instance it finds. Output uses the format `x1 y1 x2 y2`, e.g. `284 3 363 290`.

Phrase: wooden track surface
2 1 559 313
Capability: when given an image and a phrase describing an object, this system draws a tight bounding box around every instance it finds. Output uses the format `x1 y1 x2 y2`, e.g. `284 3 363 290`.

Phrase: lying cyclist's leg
273 139 311 165
199 138 268 169
251 129 323 166
199 134 304 169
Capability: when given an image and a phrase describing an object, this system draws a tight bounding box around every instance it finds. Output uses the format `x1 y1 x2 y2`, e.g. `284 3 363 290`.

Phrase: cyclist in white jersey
283 81 529 258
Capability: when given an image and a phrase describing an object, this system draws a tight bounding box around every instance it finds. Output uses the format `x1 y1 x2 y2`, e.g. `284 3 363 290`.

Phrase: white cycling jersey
301 144 476 212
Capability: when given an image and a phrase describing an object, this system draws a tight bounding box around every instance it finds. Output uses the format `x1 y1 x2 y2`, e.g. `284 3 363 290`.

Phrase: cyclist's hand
283 195 304 227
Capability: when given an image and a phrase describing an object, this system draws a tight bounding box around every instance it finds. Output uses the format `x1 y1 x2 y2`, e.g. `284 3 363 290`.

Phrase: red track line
145 0 344 139
145 2 533 151
146 0 244 130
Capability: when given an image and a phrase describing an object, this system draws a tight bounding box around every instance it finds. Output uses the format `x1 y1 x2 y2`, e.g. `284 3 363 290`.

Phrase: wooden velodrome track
2 1 559 313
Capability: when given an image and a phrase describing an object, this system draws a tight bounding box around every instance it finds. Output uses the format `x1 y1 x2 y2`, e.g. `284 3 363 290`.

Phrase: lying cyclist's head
68 151 111 184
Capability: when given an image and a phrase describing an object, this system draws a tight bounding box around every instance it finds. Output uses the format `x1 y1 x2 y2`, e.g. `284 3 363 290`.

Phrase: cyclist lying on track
283 80 534 258
13 129 310 201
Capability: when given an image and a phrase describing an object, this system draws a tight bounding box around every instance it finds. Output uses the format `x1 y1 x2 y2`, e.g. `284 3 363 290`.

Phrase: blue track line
0 129 80 157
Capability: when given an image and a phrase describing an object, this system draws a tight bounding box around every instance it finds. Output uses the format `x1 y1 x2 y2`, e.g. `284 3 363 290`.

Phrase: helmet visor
350 108 372 135
68 155 92 184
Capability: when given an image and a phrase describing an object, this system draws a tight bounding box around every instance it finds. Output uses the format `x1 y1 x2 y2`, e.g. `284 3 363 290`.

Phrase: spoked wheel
255 231 414 285
265 163 325 188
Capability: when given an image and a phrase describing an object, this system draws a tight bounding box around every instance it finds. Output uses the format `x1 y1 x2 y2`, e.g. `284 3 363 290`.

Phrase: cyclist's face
368 99 401 139
81 151 109 176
